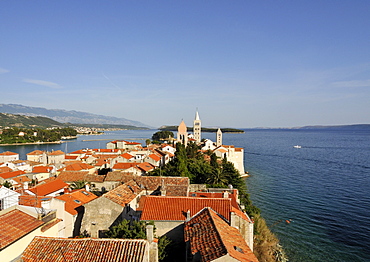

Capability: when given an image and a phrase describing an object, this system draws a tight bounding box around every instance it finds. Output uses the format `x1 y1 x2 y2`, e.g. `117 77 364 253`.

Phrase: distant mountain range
0 104 149 127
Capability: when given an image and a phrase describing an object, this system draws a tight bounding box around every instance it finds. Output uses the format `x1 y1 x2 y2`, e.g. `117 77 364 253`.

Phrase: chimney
223 191 229 198
23 182 28 190
186 210 191 221
146 225 154 243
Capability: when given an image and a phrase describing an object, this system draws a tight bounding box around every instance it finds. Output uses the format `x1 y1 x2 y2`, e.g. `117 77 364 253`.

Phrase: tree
2 181 12 188
152 131 174 141
106 220 171 261
70 180 87 190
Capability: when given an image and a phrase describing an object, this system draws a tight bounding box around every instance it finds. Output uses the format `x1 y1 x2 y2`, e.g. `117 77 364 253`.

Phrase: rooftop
21 236 149 262
184 207 259 262
0 209 44 249
140 196 232 221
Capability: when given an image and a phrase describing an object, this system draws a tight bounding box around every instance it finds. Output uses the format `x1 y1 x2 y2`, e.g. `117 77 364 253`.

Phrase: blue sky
1 1 369 128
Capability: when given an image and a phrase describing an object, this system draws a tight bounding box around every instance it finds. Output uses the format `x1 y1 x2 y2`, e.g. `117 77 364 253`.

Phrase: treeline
148 142 259 217
0 127 77 144
159 125 244 133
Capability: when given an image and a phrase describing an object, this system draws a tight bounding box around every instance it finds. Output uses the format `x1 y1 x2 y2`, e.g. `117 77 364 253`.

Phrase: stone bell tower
193 110 201 143
216 128 222 147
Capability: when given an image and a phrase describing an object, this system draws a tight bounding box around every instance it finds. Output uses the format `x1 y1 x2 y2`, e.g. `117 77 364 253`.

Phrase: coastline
0 141 63 146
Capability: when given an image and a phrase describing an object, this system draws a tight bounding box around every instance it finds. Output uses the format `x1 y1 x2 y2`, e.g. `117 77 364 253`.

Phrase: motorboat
293 145 302 148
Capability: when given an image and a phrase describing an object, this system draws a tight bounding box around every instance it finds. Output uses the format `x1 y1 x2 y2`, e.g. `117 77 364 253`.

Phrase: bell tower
193 110 201 143
216 128 222 147
177 120 188 145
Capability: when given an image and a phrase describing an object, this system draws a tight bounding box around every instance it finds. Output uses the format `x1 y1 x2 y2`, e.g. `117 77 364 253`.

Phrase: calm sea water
1 129 369 261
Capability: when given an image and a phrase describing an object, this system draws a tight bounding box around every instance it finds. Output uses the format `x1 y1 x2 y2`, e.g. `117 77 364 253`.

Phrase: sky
1 1 369 128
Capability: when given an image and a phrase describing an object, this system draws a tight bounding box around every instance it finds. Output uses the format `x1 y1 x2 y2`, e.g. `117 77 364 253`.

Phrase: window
74 199 81 204
0 198 3 211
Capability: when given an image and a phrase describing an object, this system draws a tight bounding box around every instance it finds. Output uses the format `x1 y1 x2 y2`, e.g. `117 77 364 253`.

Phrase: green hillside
0 113 64 128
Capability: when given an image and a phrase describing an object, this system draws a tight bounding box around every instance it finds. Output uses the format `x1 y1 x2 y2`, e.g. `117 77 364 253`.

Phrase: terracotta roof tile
0 210 44 249
148 154 161 162
0 151 18 156
55 189 97 215
11 175 32 184
29 179 68 196
48 150 65 156
64 162 94 171
140 196 232 221
21 236 149 262
19 195 50 208
113 162 138 170
105 171 133 182
27 150 44 155
184 207 258 262
0 170 26 179
136 162 155 172
57 171 89 182
121 153 134 159
32 166 53 173
0 166 13 173
103 181 142 206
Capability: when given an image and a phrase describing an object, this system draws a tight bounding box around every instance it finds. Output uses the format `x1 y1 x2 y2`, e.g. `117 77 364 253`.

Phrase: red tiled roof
0 170 25 179
190 191 240 210
184 207 258 262
57 171 89 182
136 162 155 172
55 189 97 215
0 210 44 249
11 175 32 184
109 140 141 145
140 196 232 221
33 166 53 173
27 150 44 155
121 153 134 159
65 155 78 160
64 162 94 171
0 151 18 156
21 236 149 262
103 181 142 206
113 162 137 170
29 179 68 196
19 195 50 208
0 166 13 174
93 148 119 153
148 154 161 162
48 150 65 156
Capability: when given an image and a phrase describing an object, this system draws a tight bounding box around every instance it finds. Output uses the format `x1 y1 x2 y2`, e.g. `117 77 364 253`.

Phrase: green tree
106 220 171 261
152 131 174 141
2 181 12 188
70 180 87 190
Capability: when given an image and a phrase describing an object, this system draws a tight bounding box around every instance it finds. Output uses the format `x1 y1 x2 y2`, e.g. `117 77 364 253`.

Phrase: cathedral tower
193 110 201 143
177 120 188 145
216 128 222 147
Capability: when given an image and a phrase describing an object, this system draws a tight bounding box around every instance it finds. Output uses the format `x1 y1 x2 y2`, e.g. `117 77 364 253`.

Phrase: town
0 111 259 262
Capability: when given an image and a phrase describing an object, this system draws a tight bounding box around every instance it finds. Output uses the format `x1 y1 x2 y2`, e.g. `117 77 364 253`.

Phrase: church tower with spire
193 110 201 143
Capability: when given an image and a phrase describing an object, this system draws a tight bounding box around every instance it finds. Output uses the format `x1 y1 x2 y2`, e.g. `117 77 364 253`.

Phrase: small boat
293 145 302 148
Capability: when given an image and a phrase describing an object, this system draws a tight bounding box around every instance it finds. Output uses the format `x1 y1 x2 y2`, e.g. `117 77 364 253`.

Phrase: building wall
50 198 75 238
230 213 254 252
213 254 240 262
0 187 20 210
80 197 124 238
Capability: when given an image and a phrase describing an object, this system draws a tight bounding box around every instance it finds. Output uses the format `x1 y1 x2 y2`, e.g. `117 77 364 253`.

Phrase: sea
1 128 369 262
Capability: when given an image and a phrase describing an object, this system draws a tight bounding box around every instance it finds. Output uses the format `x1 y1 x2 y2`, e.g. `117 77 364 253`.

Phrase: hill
0 113 64 128
0 104 149 127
